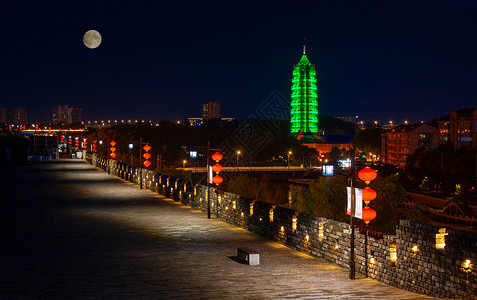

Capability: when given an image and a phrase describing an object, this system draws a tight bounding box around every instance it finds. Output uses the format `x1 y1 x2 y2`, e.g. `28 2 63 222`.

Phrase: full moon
83 30 102 49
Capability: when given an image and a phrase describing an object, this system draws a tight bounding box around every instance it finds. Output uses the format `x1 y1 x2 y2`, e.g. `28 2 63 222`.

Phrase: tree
352 128 383 157
368 175 407 234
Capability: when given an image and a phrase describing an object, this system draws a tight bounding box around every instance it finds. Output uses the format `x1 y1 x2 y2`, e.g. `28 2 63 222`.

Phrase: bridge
181 166 314 173
1 159 433 299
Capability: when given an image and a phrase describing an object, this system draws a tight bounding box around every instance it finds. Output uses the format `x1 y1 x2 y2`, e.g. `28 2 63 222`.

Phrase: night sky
2 1 477 124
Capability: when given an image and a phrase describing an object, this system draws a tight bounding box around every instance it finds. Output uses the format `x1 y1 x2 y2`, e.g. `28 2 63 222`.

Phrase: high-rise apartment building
0 107 7 123
53 106 83 125
9 107 28 125
202 101 220 120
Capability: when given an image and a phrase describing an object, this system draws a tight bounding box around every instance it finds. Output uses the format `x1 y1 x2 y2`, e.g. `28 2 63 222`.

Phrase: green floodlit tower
290 45 318 135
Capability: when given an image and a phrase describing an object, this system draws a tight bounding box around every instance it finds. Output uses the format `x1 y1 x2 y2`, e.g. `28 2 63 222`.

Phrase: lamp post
236 150 241 171
183 160 186 168
288 151 292 169
349 148 356 279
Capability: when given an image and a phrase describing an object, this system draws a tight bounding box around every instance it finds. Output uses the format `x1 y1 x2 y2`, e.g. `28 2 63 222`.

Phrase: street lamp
236 150 241 171
288 151 292 168
183 160 186 168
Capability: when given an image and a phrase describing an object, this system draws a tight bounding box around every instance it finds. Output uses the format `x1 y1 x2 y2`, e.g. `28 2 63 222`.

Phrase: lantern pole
139 137 143 189
349 148 356 280
207 140 211 219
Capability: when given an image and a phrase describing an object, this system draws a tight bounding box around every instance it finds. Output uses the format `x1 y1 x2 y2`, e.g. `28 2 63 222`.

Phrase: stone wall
87 154 477 299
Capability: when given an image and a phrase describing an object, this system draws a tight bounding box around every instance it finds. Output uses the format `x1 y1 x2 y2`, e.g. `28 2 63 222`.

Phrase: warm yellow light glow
462 259 472 270
237 150 241 155
250 202 254 216
241 212 244 218
288 151 292 155
370 257 376 264
280 226 285 232
292 216 297 231
269 207 274 222
232 200 236 210
305 235 309 242
390 243 397 265
412 245 419 253
436 228 448 250
334 244 339 250
319 223 324 240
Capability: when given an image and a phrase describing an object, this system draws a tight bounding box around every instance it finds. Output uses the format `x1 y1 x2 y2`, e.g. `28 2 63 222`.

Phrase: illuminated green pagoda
290 46 318 135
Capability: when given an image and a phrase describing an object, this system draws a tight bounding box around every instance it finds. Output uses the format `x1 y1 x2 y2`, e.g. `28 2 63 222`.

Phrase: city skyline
2 1 476 124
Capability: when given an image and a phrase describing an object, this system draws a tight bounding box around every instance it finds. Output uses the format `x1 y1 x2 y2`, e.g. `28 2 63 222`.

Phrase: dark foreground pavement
1 160 435 299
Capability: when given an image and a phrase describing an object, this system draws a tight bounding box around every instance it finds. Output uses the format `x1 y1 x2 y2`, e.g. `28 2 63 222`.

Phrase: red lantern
110 141 116 146
143 152 151 159
93 149 97 153
92 144 97 148
212 175 223 185
358 167 377 184
362 207 377 224
110 147 116 152
110 153 117 158
362 187 377 203
143 160 151 167
143 144 151 152
212 164 223 173
211 152 223 162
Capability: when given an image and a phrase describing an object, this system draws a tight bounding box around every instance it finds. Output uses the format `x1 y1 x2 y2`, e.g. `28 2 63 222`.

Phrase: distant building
9 107 28 125
188 118 203 126
53 106 83 125
336 115 359 124
438 107 477 150
71 108 83 124
381 123 439 167
202 101 220 120
0 107 6 123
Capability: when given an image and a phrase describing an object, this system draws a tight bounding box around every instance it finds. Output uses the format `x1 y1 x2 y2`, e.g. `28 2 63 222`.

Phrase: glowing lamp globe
358 167 377 184
143 160 151 167
212 164 223 173
143 144 151 151
362 187 377 204
211 152 223 162
362 207 377 224
110 141 116 146
110 153 117 158
110 147 116 152
143 152 151 159
212 175 223 185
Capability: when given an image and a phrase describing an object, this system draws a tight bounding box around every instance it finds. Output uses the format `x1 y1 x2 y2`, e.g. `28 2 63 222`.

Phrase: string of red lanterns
143 144 152 167
212 152 223 185
110 141 116 158
358 167 378 224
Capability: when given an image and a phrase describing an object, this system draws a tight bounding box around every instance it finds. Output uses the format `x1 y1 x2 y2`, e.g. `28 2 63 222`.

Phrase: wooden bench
237 247 260 265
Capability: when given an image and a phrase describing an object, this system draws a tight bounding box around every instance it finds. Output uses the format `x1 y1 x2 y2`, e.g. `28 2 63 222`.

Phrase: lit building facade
202 101 220 120
290 47 318 134
381 123 439 167
438 107 477 150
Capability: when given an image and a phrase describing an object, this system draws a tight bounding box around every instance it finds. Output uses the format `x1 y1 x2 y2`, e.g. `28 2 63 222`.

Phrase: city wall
88 154 477 299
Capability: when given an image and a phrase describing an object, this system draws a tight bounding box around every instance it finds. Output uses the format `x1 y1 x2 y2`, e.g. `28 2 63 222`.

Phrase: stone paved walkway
1 160 437 299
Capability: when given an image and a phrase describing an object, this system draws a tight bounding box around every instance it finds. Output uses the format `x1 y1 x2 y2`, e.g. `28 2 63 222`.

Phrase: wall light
436 228 448 250
390 243 397 266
